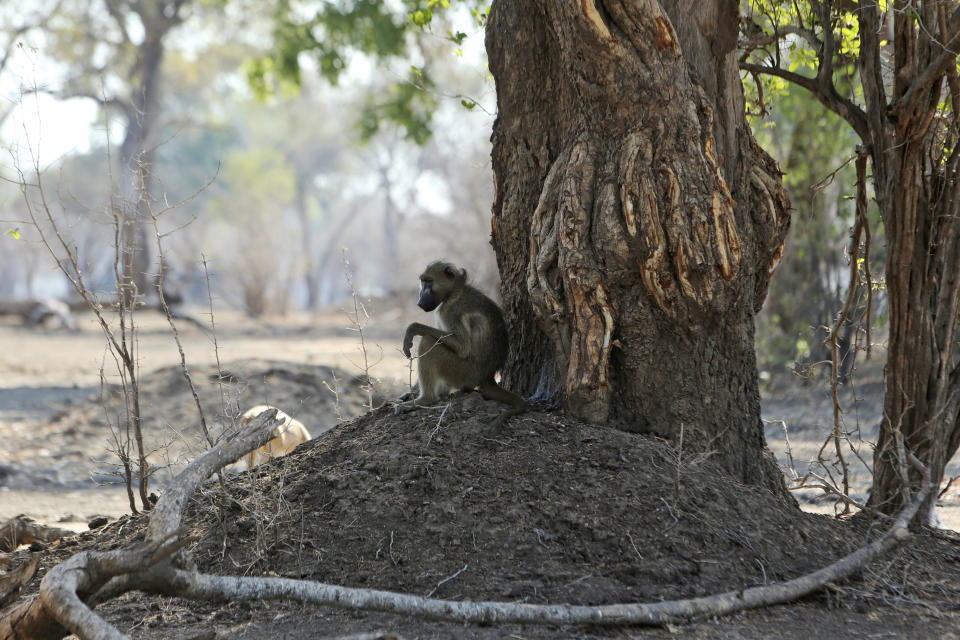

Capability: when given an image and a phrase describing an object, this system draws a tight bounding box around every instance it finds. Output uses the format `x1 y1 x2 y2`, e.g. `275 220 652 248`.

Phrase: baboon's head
417 261 467 311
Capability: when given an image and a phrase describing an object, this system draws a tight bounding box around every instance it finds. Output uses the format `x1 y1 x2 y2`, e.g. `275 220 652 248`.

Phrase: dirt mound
189 397 861 603
10 396 960 638
1 359 391 490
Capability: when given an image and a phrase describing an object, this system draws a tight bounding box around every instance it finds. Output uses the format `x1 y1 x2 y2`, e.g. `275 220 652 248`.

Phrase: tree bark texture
486 0 790 492
856 1 960 522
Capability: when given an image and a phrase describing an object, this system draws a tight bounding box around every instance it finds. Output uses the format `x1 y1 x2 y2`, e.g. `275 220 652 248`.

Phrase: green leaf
471 7 489 27
409 9 433 27
5 228 20 239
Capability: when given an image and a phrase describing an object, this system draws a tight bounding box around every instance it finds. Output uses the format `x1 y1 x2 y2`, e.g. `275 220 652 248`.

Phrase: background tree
4 0 812 499
752 86 879 384
202 147 297 316
41 0 195 305
742 0 960 524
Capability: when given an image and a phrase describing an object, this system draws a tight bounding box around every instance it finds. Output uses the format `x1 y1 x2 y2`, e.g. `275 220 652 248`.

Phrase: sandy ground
0 304 415 530
0 306 414 390
1 303 958 533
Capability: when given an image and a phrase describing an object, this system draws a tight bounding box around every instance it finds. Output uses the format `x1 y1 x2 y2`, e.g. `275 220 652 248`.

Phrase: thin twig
426 563 469 599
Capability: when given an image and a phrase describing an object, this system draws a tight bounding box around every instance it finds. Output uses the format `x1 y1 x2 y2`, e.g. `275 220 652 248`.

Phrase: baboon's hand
402 330 415 358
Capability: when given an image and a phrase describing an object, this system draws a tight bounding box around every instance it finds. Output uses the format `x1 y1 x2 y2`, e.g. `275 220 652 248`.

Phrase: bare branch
740 62 870 140
103 0 133 45
0 410 284 639
0 0 64 77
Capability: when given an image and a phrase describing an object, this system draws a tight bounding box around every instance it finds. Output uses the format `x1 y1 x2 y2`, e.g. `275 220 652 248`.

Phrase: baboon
398 260 527 433
234 405 311 470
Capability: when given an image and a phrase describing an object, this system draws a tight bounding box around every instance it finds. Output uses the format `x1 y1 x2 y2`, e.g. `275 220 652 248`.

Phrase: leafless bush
8 142 155 511
6 123 222 512
780 153 876 518
341 248 383 412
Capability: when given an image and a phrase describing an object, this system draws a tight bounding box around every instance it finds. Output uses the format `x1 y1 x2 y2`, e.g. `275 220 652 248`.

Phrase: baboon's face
417 262 459 311
417 277 440 311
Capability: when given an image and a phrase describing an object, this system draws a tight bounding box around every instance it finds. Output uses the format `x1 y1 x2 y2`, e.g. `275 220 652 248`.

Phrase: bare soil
0 305 413 527
2 306 960 638
7 398 960 639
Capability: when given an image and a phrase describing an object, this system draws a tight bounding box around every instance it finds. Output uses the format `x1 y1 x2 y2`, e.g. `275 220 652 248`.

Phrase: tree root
0 409 282 640
0 423 933 638
0 516 74 553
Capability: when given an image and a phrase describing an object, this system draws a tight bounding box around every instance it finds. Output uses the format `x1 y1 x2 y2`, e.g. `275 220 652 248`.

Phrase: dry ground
0 303 415 528
1 302 960 638
6 393 960 639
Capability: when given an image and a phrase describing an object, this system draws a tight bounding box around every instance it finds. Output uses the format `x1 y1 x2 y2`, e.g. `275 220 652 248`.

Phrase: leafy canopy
250 0 487 144
740 0 870 119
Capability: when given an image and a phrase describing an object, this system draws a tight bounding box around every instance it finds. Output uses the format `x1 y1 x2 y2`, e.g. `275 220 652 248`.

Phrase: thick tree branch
815 0 836 93
892 6 960 128
739 21 821 60
856 0 890 167
24 81 133 122
39 535 185 640
103 0 133 45
146 408 280 542
740 62 871 140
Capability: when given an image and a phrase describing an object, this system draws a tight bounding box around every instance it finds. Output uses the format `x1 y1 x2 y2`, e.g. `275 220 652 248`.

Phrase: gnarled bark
486 0 790 493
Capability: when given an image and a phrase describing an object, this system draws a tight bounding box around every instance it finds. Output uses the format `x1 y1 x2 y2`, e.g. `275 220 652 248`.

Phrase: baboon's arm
402 322 466 358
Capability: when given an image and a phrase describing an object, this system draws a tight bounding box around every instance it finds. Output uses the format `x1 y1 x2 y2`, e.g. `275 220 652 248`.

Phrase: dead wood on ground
0 516 74 553
0 554 39 610
0 409 282 640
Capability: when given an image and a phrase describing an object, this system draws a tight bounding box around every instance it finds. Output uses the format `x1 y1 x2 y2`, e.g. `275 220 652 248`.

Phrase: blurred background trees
0 0 886 391
1 0 496 316
753 86 884 385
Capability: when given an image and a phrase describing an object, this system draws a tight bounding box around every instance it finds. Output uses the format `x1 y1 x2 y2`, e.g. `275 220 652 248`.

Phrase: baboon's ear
459 267 468 280
443 265 456 278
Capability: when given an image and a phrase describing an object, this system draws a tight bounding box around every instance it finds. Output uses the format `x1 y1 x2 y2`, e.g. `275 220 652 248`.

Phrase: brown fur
400 261 526 433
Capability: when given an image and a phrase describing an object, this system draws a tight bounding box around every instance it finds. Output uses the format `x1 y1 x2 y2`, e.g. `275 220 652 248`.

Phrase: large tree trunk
115 1 189 308
486 0 791 495
857 1 960 524
869 137 960 523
